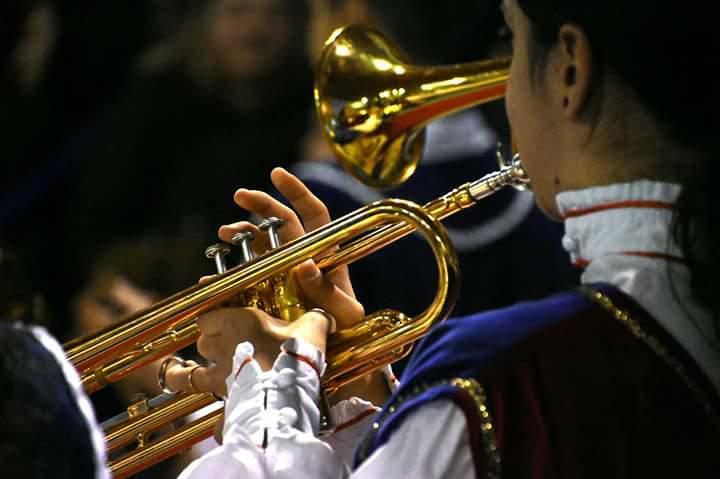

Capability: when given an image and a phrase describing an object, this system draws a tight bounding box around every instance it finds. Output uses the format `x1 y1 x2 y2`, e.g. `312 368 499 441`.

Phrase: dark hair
87 235 211 299
0 324 96 477
515 0 720 333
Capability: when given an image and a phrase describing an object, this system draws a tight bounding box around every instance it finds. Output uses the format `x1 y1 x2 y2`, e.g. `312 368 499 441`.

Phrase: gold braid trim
582 287 720 429
450 378 501 479
356 377 500 479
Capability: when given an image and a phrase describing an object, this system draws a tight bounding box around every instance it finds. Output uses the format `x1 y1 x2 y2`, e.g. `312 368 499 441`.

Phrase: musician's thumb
285 309 331 353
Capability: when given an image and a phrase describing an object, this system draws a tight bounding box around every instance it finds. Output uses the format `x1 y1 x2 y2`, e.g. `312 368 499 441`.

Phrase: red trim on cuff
281 347 322 380
333 408 379 434
233 357 254 380
573 258 591 269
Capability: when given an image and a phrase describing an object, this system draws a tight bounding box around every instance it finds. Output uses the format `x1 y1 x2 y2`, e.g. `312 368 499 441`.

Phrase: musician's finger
190 365 227 397
195 335 225 362
164 363 191 393
196 311 237 372
270 169 358 296
196 309 227 337
285 309 332 353
197 337 240 379
271 168 331 233
164 364 225 397
296 260 365 329
218 221 269 254
233 188 305 243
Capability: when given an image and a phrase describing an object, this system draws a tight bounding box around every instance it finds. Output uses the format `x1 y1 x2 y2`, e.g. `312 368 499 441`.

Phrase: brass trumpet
64 24 527 477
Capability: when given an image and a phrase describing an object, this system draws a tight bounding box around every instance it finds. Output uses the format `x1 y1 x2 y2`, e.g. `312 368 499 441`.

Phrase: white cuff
324 397 380 469
222 339 327 444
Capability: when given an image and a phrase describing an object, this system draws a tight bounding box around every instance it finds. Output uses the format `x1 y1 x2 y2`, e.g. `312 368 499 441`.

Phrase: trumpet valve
230 231 266 308
258 217 285 249
257 216 308 321
231 231 256 263
205 243 232 274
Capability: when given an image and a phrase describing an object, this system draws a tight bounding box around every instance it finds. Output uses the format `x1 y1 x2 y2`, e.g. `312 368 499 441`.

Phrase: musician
172 0 720 476
67 0 313 280
297 0 577 321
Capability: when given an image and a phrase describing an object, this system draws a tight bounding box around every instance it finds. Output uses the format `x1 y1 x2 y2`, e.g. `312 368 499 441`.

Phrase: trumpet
64 24 528 477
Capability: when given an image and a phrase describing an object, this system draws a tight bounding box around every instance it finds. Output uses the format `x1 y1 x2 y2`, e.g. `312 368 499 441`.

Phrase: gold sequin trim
450 378 501 479
582 287 720 429
356 377 500 479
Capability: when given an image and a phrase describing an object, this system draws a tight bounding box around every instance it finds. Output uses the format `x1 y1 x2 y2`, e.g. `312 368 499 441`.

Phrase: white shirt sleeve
322 397 380 469
351 402 473 479
178 340 472 479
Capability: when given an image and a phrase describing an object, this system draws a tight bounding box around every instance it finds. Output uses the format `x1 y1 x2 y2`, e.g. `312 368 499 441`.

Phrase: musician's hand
219 167 364 329
217 169 387 408
163 307 332 398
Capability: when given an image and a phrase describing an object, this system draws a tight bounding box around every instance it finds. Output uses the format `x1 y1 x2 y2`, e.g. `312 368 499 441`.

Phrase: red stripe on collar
573 251 686 268
562 200 674 219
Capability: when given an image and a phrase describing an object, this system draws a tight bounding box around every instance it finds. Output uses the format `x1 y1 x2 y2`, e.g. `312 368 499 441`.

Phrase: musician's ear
556 23 593 118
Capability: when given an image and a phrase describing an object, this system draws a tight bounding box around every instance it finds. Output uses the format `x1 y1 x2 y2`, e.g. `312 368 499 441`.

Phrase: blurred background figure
3 2 314 471
3 0 166 339
295 0 578 322
1 4 106 477
1 0 313 340
73 234 215 478
67 0 312 328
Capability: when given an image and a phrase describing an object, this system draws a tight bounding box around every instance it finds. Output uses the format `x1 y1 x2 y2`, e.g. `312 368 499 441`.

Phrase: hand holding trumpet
163 167 364 398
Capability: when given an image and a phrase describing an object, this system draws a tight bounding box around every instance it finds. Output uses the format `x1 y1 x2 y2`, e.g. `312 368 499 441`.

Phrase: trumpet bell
315 25 511 188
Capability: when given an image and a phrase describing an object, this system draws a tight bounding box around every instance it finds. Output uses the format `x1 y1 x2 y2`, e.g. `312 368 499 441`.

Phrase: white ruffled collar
556 180 682 266
555 180 720 395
